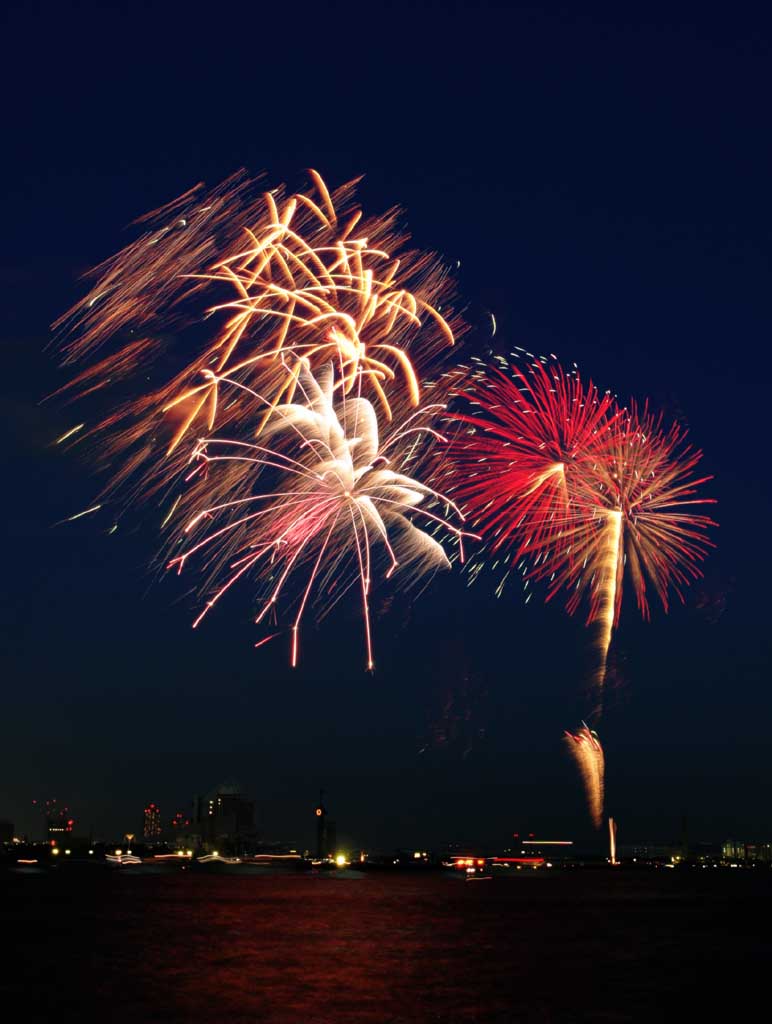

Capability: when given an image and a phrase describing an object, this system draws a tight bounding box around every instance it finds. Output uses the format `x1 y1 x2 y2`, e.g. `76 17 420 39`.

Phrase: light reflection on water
3 871 768 1022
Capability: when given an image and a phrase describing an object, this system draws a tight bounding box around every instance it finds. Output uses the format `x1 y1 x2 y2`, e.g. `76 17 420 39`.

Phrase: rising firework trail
168 362 471 669
564 724 605 828
608 816 618 865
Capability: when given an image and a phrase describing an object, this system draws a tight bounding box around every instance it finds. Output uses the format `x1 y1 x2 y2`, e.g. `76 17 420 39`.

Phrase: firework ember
168 362 470 669
565 724 605 828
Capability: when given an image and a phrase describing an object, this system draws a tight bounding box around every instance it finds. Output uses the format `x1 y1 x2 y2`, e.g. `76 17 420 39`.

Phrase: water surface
3 868 769 1022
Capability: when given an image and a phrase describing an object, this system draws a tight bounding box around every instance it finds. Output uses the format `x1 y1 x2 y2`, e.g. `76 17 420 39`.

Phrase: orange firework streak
565 725 605 829
52 171 461 516
162 170 456 449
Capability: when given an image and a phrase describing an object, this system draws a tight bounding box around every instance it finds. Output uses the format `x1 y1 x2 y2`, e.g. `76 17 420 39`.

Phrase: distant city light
521 840 573 846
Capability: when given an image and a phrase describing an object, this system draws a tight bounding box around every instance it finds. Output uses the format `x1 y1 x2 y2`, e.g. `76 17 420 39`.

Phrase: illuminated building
619 842 682 863
194 781 255 854
143 803 162 841
722 840 772 863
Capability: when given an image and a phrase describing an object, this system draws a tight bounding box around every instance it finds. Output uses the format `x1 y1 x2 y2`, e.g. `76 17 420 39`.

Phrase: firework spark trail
51 171 462 526
593 508 623 693
549 402 716 701
565 724 605 828
167 363 471 668
444 353 618 565
577 403 718 624
161 177 458 442
444 354 717 701
608 816 618 865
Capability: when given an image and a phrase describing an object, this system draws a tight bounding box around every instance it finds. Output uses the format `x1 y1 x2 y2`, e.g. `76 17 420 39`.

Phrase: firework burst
445 352 618 588
532 402 717 687
445 353 716 691
168 362 470 668
52 170 461 517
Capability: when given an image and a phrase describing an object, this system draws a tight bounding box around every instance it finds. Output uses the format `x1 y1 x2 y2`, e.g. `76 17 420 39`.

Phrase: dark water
2 868 769 1022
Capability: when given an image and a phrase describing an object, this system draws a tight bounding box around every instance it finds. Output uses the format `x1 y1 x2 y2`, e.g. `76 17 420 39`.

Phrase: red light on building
170 811 190 830
144 802 162 840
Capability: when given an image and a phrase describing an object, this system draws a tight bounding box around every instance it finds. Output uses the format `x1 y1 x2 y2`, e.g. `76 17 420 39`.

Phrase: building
0 820 13 844
143 803 162 841
723 840 772 863
619 842 681 863
194 781 255 853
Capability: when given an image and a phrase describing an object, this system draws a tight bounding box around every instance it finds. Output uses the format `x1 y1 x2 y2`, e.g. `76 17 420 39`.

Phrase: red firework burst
446 354 717 638
446 352 619 565
535 401 718 625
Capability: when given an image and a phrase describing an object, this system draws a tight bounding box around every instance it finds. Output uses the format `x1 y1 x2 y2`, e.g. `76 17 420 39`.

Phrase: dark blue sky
2 2 770 849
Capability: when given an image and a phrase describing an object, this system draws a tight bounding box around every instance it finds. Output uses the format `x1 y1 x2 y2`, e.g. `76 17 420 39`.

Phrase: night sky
2 2 770 851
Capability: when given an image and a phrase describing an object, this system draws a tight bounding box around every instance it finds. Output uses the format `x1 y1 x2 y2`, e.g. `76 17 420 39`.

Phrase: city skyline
4 774 764 854
2 4 770 852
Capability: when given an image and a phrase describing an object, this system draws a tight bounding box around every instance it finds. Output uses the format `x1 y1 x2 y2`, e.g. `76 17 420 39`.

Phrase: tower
315 790 327 859
143 802 162 841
